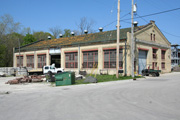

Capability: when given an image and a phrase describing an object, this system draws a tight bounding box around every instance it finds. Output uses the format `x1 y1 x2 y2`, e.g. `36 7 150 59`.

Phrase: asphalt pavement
0 72 180 120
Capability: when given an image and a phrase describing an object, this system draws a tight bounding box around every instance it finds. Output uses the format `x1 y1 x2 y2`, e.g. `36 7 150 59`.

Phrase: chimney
99 27 103 32
71 32 75 36
150 20 155 24
48 36 51 40
133 21 138 27
84 30 88 34
59 34 63 38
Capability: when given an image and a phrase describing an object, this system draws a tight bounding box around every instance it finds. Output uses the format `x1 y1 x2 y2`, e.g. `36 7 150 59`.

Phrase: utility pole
131 0 135 78
116 0 120 78
18 38 21 68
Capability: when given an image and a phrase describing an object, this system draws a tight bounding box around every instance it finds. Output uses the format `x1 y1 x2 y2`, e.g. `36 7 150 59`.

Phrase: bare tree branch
77 17 95 35
49 26 62 38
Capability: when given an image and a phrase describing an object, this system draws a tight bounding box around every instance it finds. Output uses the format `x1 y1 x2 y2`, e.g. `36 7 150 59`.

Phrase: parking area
0 77 52 94
0 72 180 120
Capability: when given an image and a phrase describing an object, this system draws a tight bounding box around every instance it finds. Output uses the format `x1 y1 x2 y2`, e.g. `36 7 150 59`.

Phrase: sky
0 0 180 45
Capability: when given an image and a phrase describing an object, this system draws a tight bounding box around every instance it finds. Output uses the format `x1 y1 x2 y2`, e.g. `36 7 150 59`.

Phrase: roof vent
99 27 103 32
59 34 63 38
84 30 88 34
71 32 75 36
48 36 51 40
133 21 138 27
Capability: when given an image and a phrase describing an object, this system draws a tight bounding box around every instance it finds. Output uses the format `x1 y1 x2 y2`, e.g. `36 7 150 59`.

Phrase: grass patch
75 74 143 84
50 74 143 86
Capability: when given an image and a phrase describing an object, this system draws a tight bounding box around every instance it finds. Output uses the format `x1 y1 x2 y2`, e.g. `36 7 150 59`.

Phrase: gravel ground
0 72 180 120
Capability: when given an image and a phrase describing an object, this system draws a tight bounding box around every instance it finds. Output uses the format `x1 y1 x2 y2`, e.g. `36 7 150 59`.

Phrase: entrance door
51 55 61 68
138 50 147 74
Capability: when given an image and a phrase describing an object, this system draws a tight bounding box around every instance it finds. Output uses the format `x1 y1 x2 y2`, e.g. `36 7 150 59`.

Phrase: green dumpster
55 71 75 86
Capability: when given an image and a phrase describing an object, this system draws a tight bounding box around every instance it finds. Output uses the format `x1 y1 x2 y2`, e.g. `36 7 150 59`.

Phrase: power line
136 13 180 38
122 7 180 21
98 7 180 38
102 12 131 29
160 30 180 38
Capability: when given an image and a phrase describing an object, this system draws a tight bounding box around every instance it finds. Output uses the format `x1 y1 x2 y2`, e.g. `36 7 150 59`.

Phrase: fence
0 67 29 76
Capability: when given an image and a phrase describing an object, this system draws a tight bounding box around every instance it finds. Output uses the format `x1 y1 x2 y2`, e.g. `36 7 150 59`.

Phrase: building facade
171 44 180 66
13 21 171 75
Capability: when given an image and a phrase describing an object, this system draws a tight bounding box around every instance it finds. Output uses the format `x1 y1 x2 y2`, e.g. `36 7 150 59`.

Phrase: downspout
78 45 80 74
125 41 127 76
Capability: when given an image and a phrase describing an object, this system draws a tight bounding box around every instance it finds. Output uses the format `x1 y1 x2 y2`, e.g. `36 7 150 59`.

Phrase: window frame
17 56 23 67
37 54 46 68
82 51 98 68
161 62 165 69
26 55 34 68
161 50 166 60
65 52 78 69
152 48 158 59
103 48 123 69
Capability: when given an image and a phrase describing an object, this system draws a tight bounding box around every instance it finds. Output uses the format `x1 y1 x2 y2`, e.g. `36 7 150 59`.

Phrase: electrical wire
122 7 180 21
136 13 180 38
102 12 130 29
143 0 180 19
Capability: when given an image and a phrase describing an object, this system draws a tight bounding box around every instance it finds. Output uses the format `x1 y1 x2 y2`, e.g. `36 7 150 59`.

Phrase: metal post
18 38 21 68
116 0 120 78
78 45 80 74
18 38 21 75
131 0 134 78
125 41 127 76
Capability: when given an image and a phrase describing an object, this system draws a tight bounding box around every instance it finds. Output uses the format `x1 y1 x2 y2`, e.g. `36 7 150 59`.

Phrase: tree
49 26 62 38
0 14 22 67
23 34 36 45
33 31 53 40
0 14 20 39
0 44 5 67
63 29 72 37
76 17 95 35
21 27 31 36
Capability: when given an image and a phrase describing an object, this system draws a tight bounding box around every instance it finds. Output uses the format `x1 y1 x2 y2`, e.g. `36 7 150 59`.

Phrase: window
45 66 49 69
152 62 157 70
83 51 98 68
27 55 34 68
161 50 166 59
153 34 155 41
38 54 46 68
104 49 123 69
161 62 165 69
17 56 23 67
65 52 77 68
150 33 152 41
153 49 157 59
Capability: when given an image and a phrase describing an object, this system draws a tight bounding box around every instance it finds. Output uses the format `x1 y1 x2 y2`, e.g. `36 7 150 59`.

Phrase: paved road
0 72 180 120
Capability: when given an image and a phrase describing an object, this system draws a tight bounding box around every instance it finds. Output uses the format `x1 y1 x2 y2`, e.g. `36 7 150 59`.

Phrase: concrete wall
0 67 28 76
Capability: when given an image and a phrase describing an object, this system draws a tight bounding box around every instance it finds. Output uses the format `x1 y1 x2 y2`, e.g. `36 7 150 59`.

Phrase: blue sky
0 0 180 44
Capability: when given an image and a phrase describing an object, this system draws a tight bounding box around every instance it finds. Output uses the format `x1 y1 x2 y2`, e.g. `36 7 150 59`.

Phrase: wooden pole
116 0 120 78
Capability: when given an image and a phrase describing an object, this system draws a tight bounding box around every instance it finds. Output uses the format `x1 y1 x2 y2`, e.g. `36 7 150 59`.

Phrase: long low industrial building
13 20 171 76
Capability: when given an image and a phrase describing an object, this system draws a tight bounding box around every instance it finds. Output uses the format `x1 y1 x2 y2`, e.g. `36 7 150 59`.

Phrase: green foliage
75 74 143 84
22 34 36 45
33 31 54 40
0 44 5 66
63 29 72 37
